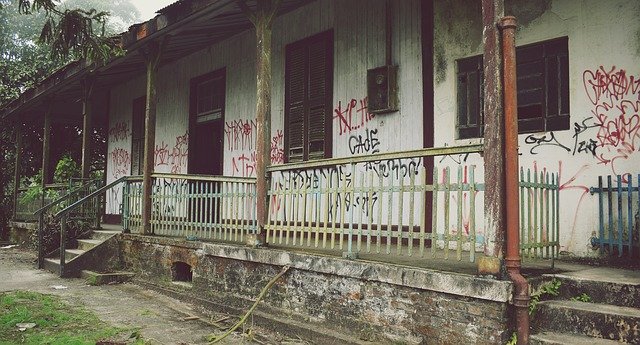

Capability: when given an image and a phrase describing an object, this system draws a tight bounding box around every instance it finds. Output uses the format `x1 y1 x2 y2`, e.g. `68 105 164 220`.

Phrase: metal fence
590 174 639 258
123 174 257 242
519 168 560 260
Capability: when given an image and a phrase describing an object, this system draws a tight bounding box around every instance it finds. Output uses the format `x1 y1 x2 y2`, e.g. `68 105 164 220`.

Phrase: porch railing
265 145 485 261
590 174 639 258
123 174 257 242
519 168 560 260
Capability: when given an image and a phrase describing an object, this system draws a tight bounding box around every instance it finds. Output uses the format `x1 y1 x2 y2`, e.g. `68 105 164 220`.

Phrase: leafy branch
16 0 121 63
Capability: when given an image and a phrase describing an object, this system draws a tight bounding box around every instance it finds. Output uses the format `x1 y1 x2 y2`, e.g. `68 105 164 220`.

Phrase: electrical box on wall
367 65 398 114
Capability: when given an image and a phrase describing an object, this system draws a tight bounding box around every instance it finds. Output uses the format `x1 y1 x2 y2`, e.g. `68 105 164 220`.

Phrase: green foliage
0 291 127 344
505 332 517 345
53 154 79 183
570 293 592 303
529 278 561 315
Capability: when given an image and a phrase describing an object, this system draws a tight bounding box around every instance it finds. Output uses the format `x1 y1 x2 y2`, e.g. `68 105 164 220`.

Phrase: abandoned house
3 0 639 344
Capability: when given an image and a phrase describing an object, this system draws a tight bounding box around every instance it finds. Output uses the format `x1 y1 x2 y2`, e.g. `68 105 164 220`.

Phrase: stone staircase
43 225 122 277
530 267 640 344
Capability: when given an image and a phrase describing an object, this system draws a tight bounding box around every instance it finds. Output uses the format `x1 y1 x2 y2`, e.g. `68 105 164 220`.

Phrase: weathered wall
434 0 640 256
119 235 511 344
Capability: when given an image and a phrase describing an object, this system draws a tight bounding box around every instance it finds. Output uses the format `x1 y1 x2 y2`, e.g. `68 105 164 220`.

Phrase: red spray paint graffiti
110 148 130 178
270 130 285 164
225 119 257 152
333 97 375 136
582 66 640 173
108 122 130 143
154 132 189 174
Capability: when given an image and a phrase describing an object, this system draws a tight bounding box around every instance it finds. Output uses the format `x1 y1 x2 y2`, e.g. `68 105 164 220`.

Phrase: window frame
284 30 334 163
455 37 569 139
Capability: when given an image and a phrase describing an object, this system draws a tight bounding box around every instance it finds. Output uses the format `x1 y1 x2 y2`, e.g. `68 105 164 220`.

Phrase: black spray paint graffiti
572 117 600 157
347 128 421 179
271 166 379 221
524 132 571 155
151 178 190 217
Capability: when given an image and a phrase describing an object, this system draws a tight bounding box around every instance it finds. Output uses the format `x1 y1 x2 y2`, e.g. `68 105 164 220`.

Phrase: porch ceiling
1 0 314 123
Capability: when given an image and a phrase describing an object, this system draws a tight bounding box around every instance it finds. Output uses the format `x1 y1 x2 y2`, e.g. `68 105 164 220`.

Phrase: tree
0 0 139 239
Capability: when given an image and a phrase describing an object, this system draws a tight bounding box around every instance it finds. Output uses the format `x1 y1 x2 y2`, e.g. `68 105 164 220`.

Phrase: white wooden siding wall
107 0 426 225
105 75 145 214
434 0 640 256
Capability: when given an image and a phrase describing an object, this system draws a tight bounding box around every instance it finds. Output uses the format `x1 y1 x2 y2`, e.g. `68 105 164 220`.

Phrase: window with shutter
285 30 333 162
455 37 569 138
131 96 145 175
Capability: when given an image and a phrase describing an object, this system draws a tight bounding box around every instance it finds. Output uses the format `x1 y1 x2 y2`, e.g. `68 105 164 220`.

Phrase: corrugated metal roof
1 0 315 122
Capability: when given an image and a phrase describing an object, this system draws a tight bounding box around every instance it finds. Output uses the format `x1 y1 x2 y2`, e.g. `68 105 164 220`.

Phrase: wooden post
236 0 280 246
12 124 23 220
140 41 162 235
38 107 52 269
478 0 505 276
81 76 95 179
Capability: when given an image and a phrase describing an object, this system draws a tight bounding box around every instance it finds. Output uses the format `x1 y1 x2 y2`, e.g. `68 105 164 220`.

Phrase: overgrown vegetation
529 278 562 315
570 293 592 303
0 291 135 344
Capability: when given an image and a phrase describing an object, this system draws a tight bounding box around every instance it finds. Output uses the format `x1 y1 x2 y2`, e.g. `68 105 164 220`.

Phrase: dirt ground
0 247 302 345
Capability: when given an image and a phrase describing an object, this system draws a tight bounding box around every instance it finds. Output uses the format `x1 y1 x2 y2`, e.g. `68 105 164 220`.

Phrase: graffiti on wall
110 148 131 179
271 130 285 164
225 119 257 152
334 97 375 136
108 122 130 143
154 132 189 174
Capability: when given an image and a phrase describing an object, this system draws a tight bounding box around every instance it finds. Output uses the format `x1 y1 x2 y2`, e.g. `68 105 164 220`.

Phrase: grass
0 291 138 345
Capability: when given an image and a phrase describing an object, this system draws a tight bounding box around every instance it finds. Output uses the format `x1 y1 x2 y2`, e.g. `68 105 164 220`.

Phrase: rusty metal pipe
500 16 530 345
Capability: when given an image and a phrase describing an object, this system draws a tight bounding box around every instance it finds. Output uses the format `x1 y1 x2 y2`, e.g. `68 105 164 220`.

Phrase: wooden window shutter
285 31 333 162
131 96 146 175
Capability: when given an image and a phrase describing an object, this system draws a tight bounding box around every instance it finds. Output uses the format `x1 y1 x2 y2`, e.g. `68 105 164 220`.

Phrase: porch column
80 76 95 179
236 0 281 245
140 41 162 235
41 107 52 190
478 0 505 275
12 123 23 220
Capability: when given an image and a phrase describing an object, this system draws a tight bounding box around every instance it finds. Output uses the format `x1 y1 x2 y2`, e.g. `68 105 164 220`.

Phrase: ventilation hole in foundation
171 261 193 282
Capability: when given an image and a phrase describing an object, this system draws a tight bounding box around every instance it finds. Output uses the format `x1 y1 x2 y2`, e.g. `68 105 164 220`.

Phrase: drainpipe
500 16 530 345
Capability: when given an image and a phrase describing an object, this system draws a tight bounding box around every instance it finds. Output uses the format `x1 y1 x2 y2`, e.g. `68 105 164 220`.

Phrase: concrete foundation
119 234 513 344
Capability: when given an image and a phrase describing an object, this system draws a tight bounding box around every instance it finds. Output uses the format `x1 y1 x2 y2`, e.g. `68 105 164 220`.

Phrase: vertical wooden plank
357 167 365 253
376 170 384 254
456 165 463 261
386 167 394 255
629 176 634 257
616 175 623 257
431 166 439 258
607 175 613 254
339 169 348 251
533 170 539 258
408 166 416 257
469 166 476 262
545 172 550 258
443 167 450 260
366 170 374 253
598 176 604 255
527 169 532 258
519 167 525 257
419 170 427 258
397 168 405 256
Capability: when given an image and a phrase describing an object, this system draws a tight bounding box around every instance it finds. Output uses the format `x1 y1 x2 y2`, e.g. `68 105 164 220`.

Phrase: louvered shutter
286 45 306 162
285 31 333 162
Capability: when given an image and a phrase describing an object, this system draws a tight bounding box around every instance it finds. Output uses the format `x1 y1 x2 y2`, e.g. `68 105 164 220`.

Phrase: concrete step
43 258 60 274
534 300 640 343
90 230 120 241
65 249 85 261
81 270 135 285
543 268 640 308
77 239 101 251
530 331 623 345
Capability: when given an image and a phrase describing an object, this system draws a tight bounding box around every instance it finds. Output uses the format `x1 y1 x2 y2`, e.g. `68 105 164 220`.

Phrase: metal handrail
54 176 130 218
33 179 101 216
266 144 484 172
